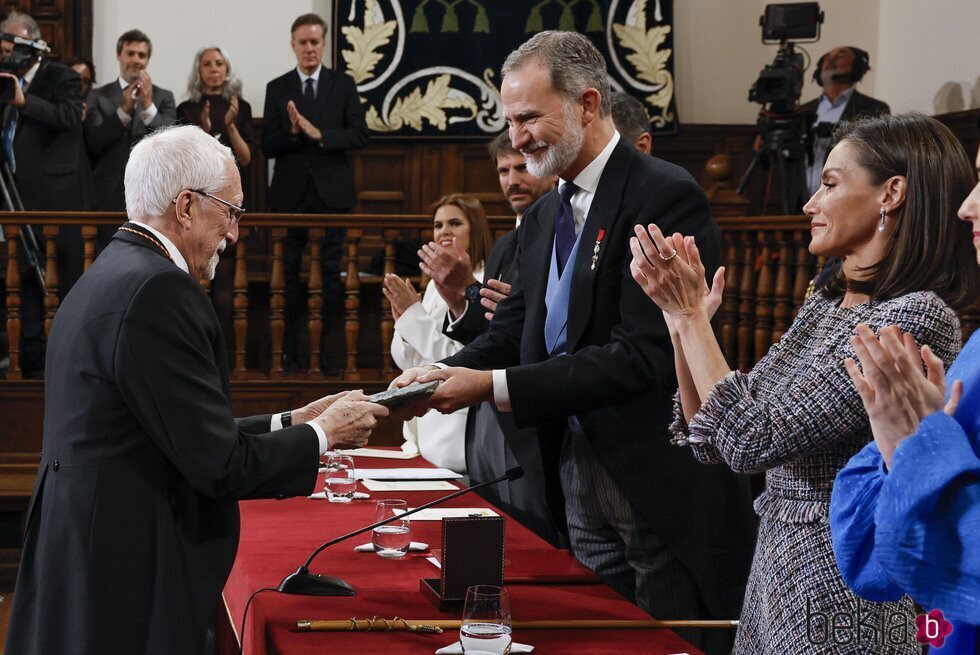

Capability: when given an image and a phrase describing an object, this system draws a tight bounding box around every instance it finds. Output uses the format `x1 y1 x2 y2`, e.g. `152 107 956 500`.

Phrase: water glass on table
324 454 356 503
372 499 410 558
460 585 512 654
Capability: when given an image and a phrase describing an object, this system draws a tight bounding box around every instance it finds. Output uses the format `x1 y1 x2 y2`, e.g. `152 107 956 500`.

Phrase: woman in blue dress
831 146 980 654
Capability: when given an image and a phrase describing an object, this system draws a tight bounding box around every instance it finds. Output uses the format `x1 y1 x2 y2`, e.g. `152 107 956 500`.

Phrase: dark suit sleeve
84 90 127 155
261 79 302 159
318 74 368 152
20 67 82 131
513 179 718 426
115 270 319 501
146 88 176 129
443 302 491 346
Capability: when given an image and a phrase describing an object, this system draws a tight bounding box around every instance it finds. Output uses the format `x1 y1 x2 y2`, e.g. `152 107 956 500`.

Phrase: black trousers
279 182 345 367
18 226 82 374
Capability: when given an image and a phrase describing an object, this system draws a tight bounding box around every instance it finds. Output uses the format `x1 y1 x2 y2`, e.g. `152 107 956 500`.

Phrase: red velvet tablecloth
219 453 702 655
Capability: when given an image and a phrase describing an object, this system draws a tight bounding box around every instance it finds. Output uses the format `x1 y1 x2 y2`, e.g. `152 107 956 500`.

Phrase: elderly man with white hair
4 125 388 655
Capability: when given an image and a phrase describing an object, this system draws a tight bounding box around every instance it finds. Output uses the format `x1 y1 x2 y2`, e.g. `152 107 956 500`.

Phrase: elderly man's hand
417 366 493 414
292 390 360 424
311 395 389 449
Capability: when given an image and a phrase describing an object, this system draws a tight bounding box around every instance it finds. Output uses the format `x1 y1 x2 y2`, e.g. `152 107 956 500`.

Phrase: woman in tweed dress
628 114 978 654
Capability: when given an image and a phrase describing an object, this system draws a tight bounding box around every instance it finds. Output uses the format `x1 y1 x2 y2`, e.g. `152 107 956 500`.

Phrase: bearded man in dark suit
394 31 755 655
263 13 369 373
85 29 176 218
4 125 388 655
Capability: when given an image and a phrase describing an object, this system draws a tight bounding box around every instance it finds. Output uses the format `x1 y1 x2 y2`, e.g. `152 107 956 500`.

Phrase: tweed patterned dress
670 290 961 655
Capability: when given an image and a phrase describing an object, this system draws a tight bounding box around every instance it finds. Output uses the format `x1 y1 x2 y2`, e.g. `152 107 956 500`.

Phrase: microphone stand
277 467 524 597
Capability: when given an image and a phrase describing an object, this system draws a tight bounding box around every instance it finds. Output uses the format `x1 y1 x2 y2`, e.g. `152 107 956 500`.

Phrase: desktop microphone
276 466 525 596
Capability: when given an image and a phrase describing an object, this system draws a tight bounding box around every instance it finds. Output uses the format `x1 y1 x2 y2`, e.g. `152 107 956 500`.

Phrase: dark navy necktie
304 78 316 108
555 182 579 276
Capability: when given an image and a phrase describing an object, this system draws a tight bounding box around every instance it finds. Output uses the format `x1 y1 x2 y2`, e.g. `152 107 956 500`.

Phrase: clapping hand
844 324 962 467
382 274 421 321
630 226 725 331
224 95 240 128
480 279 512 321
286 100 322 141
136 70 154 110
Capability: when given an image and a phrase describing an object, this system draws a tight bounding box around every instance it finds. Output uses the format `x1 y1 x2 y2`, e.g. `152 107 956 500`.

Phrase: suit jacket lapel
524 191 558 360
565 140 633 351
315 68 336 114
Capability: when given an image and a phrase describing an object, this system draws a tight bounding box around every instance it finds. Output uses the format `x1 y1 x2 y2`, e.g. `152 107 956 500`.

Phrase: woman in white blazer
384 194 492 473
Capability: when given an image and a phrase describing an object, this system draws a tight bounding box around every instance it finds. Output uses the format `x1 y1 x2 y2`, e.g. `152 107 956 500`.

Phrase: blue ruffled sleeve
830 441 906 601
875 411 980 624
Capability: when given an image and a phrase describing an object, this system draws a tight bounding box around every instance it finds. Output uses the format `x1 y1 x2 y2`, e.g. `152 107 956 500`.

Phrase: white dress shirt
129 220 329 453
491 131 622 411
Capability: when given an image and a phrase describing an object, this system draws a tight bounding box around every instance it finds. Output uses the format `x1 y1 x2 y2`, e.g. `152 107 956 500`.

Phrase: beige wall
91 0 976 123
672 0 882 124
876 0 980 115
92 0 333 113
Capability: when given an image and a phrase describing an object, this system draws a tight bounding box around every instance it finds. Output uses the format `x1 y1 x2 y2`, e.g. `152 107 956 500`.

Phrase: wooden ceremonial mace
296 618 739 632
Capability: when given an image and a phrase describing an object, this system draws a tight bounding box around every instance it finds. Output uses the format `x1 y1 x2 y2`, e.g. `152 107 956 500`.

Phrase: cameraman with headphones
802 46 889 199
0 10 91 377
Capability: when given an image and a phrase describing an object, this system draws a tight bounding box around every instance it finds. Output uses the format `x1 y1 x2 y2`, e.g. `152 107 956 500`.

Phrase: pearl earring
878 208 886 232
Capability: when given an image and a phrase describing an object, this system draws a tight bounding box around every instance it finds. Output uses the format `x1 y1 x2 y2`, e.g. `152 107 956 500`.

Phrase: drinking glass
460 585 512 654
323 454 356 503
371 499 410 558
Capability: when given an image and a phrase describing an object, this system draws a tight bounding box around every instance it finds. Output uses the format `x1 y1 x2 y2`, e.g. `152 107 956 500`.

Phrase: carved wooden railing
1 212 977 381
0 212 516 382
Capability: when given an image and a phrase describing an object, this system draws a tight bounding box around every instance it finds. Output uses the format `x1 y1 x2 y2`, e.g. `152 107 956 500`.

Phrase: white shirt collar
296 64 323 85
22 61 40 85
130 220 189 274
559 130 621 196
117 76 131 90
820 86 855 109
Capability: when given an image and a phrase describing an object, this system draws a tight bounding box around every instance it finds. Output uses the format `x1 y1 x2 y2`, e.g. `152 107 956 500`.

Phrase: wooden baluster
343 228 363 381
232 226 249 379
307 228 325 380
736 231 756 372
772 230 793 344
269 228 286 379
791 229 812 320
42 226 60 338
720 231 740 369
4 226 21 379
380 228 399 377
81 226 98 271
753 230 774 362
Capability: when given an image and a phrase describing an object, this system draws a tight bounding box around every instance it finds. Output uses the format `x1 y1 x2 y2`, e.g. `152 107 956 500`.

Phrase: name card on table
421 516 505 611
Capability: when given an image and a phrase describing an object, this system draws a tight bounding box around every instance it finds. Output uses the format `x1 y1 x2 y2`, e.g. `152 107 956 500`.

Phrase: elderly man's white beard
205 240 226 281
523 102 585 179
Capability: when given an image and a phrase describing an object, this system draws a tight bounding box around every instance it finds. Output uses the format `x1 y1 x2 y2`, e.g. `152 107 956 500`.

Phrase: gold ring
661 250 678 262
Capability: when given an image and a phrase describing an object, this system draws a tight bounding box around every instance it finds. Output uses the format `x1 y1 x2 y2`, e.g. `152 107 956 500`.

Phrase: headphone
812 46 870 85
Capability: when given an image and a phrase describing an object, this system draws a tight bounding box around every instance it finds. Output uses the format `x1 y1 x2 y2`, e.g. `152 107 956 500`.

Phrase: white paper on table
353 468 463 481
394 507 499 521
340 448 418 459
361 479 459 492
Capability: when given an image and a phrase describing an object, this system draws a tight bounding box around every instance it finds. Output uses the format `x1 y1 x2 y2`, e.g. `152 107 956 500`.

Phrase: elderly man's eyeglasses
189 188 245 224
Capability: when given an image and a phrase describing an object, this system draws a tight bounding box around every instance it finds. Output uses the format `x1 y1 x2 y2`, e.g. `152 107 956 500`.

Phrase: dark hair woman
628 113 973 654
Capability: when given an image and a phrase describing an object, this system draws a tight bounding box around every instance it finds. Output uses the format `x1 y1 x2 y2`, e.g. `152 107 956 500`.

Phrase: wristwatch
280 411 292 428
464 282 482 304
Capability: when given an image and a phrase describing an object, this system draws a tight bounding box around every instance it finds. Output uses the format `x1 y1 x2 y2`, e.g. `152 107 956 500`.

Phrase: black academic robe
4 225 319 655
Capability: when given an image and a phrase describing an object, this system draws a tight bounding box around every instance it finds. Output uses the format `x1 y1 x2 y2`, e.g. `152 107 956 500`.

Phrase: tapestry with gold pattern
333 0 677 138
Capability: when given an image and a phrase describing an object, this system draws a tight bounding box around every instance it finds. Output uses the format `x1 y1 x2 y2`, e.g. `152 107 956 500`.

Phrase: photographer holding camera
0 10 91 377
802 46 889 199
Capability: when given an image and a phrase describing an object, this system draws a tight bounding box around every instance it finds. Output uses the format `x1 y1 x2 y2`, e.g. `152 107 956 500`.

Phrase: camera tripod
0 159 45 292
737 111 814 215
